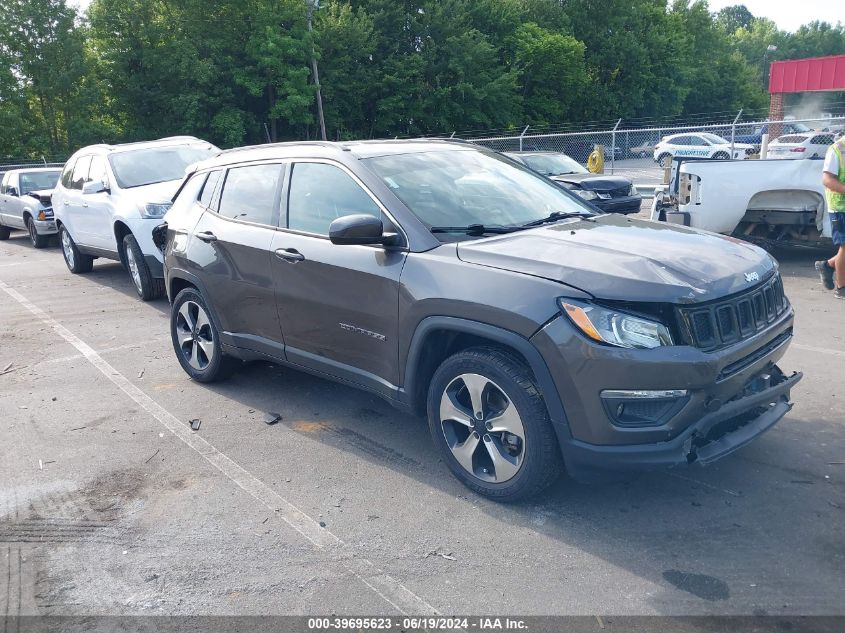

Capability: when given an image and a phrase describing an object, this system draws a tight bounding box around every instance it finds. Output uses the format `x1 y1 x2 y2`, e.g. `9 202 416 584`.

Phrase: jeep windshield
109 144 217 189
363 149 594 238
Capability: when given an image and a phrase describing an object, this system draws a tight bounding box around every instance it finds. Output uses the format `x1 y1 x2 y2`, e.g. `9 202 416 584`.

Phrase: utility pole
306 0 327 141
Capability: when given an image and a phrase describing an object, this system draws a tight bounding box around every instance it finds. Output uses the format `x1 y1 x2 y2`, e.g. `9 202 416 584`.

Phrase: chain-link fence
464 115 845 191
0 157 67 176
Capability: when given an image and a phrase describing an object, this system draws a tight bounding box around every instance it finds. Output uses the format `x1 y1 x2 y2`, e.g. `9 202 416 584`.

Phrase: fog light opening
601 389 690 428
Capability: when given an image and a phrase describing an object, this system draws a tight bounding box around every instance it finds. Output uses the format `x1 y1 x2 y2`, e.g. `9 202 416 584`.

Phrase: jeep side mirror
329 214 387 246
7 187 18 197
82 180 108 195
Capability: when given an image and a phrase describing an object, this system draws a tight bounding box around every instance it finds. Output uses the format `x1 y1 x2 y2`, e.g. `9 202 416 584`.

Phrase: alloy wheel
125 243 143 293
61 229 74 268
439 373 526 483
175 300 215 371
27 220 38 246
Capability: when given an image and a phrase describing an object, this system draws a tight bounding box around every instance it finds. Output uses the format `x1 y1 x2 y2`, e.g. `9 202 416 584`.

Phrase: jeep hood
456 214 775 304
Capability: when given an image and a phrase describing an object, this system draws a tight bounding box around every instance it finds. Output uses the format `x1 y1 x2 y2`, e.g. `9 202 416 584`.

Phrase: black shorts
833 213 845 247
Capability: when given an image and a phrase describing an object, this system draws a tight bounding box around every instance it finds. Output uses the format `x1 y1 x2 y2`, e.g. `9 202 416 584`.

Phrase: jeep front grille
678 274 788 352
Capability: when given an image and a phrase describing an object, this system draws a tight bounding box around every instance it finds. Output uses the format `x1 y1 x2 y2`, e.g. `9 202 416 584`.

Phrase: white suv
53 137 218 299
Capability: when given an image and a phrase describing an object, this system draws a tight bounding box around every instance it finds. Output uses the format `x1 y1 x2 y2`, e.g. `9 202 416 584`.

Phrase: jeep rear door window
217 164 282 226
364 149 592 230
199 170 223 209
108 144 217 189
287 162 382 235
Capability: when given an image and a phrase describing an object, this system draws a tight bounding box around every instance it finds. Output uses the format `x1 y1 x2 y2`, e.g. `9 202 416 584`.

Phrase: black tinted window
287 163 381 235
199 170 223 208
71 156 92 190
217 164 281 226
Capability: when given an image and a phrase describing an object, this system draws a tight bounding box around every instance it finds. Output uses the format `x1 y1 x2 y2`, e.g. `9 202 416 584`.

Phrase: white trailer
651 158 832 250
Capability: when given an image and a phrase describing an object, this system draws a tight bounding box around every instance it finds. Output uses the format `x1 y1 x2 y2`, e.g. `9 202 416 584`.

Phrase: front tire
170 287 238 383
427 347 563 502
59 225 94 273
26 217 48 248
123 234 164 301
656 153 671 167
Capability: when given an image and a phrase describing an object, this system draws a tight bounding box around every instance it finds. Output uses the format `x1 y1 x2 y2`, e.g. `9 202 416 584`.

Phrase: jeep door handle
196 231 218 243
274 248 305 263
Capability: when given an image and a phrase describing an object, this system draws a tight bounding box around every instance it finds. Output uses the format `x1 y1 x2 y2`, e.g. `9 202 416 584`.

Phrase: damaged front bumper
561 366 802 479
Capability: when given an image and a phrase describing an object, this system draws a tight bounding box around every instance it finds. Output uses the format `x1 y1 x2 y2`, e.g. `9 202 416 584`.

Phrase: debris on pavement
189 419 202 431
426 549 457 561
264 411 282 425
144 449 160 464
38 459 43 470
2 361 12 372
319 521 326 528
70 426 87 432
138 369 145 378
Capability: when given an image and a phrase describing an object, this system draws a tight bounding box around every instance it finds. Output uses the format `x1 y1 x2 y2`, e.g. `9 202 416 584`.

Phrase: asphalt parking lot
1 216 844 619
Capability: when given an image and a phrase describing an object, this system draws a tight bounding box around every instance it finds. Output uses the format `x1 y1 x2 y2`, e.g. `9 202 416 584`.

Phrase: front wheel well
114 221 132 266
407 329 535 416
169 276 197 302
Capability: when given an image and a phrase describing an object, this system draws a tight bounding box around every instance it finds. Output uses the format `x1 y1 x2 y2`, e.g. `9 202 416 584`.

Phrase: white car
768 131 836 160
52 137 218 300
653 132 753 165
0 167 61 247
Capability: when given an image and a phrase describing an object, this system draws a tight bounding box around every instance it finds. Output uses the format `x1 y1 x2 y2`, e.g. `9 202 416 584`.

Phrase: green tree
715 4 754 34
507 22 587 126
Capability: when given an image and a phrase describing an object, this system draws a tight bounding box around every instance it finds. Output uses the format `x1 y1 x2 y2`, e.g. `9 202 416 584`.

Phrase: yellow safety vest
827 140 845 213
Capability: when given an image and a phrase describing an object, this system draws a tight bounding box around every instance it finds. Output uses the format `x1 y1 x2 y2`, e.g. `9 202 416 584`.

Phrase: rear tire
26 217 48 248
170 287 239 383
0 226 10 240
59 225 94 273
123 234 164 301
427 347 563 502
657 153 671 167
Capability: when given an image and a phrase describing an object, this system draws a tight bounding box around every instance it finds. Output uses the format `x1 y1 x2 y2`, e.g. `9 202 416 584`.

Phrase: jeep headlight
574 189 598 201
140 202 172 219
559 299 673 349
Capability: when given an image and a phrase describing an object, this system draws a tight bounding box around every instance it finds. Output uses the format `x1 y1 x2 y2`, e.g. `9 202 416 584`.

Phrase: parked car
155 140 800 501
628 135 661 158
0 168 61 247
52 136 218 300
734 122 811 149
768 132 836 160
505 151 641 214
654 132 753 164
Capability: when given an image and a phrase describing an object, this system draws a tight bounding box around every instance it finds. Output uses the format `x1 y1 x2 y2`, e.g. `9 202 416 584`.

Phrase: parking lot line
0 279 441 617
792 343 845 358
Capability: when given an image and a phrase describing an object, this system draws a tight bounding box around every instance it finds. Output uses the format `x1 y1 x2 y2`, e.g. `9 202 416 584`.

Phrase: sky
707 0 837 32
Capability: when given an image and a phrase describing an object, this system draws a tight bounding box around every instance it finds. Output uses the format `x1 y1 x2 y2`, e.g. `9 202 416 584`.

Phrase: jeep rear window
363 150 593 233
108 145 217 189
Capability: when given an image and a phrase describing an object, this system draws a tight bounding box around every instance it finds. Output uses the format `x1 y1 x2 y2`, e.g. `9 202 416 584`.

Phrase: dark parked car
155 140 801 501
505 151 641 214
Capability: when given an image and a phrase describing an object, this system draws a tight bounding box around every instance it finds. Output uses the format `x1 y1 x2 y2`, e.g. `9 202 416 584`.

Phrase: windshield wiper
520 211 592 228
430 224 526 236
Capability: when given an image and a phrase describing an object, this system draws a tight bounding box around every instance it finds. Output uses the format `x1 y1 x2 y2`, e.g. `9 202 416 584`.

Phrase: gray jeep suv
156 140 801 501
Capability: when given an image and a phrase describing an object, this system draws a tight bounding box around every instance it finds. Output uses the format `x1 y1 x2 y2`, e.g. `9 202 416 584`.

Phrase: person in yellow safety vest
816 136 845 300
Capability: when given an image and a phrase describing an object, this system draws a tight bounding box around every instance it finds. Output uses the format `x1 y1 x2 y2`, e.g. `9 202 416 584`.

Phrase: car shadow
189 356 843 615
76 259 171 316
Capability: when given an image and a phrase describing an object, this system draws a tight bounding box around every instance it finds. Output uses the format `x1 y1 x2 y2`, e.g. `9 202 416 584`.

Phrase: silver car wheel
125 243 143 293
439 373 526 483
175 300 214 371
61 229 74 268
27 219 38 246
